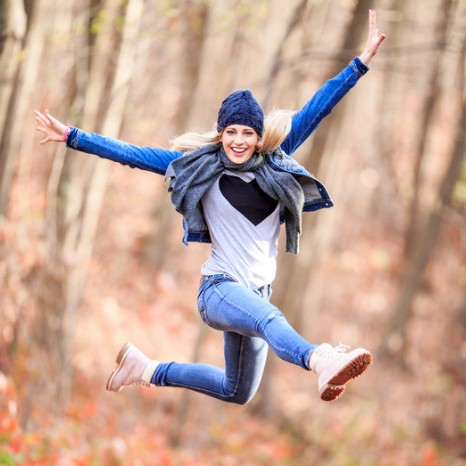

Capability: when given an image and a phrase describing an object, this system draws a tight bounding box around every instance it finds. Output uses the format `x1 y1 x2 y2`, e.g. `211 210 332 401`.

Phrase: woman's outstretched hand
359 9 386 65
34 109 68 145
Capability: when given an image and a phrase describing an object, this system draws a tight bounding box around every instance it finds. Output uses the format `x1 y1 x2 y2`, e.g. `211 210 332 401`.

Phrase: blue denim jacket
67 57 368 245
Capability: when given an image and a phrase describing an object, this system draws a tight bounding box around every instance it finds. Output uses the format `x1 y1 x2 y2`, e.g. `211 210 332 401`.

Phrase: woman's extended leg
151 332 268 404
107 276 271 404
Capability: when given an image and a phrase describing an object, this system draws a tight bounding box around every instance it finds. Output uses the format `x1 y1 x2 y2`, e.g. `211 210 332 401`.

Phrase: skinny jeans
151 274 316 404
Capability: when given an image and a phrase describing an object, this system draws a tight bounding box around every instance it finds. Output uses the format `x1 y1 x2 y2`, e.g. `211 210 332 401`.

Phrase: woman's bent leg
199 276 317 369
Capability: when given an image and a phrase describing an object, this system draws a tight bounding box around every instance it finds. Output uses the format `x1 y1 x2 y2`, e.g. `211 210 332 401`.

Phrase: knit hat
217 89 264 137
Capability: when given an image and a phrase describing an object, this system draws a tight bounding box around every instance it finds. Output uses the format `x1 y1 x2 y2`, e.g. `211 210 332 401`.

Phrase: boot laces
334 342 350 353
319 342 351 359
129 379 150 387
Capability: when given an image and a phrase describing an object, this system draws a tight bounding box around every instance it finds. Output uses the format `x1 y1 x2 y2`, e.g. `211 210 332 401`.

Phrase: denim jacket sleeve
280 57 369 156
66 127 183 176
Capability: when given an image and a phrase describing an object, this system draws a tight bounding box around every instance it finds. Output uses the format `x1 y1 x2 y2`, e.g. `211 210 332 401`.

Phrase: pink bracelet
62 125 71 143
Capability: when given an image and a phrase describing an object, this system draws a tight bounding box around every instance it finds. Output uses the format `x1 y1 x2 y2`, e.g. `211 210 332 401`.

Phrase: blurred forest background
0 0 465 464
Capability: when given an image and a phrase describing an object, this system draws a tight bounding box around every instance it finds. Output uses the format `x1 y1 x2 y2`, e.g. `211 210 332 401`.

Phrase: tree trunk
170 319 209 447
403 0 453 257
0 0 38 214
0 0 26 136
379 41 466 361
371 0 410 223
144 0 209 271
24 0 146 424
262 0 308 110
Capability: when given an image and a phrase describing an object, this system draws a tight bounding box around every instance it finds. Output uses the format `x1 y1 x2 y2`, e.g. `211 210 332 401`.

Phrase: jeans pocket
197 284 212 327
198 307 213 327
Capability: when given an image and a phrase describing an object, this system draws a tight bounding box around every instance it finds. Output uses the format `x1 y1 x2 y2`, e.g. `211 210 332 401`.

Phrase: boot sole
320 384 346 402
319 351 372 401
106 342 133 392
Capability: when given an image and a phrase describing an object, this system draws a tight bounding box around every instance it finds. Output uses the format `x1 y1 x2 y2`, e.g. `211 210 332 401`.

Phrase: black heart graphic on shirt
219 174 278 226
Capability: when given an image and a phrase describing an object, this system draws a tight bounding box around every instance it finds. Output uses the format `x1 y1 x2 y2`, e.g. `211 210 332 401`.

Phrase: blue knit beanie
217 89 264 137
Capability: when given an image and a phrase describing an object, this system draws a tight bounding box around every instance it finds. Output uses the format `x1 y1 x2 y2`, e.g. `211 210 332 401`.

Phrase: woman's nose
234 134 245 144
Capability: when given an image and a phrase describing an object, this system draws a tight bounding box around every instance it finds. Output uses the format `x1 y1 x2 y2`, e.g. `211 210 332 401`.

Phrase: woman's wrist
358 51 371 65
62 125 72 143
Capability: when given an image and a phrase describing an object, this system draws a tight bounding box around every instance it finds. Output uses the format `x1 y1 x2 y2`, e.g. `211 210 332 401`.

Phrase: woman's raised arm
280 9 385 156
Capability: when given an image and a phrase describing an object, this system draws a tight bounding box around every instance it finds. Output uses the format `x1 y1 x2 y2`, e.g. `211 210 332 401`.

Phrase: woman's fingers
34 110 51 136
45 109 63 129
366 9 385 56
34 109 49 126
34 109 63 131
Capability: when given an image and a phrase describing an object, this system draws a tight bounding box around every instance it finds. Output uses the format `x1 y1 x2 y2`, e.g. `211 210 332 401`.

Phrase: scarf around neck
165 144 304 254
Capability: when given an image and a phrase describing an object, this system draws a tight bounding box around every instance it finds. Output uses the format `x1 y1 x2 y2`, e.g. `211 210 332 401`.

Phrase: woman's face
220 125 259 164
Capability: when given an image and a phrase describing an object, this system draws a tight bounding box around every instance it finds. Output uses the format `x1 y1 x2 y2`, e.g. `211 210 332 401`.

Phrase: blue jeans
151 274 317 404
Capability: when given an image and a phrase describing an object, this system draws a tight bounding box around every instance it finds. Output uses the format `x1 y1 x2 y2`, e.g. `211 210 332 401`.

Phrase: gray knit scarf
165 144 304 254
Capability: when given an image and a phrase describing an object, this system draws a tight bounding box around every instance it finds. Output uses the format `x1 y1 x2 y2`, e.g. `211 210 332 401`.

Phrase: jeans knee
260 309 285 332
228 391 256 405
224 382 259 405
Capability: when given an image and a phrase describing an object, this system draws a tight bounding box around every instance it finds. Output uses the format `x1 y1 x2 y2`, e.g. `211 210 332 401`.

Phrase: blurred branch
285 41 449 66
262 0 308 110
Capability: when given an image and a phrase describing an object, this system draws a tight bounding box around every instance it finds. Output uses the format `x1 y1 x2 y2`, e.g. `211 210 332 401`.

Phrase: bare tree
0 0 26 139
403 0 454 257
23 0 146 423
144 0 210 271
379 35 466 361
0 0 39 213
261 0 308 110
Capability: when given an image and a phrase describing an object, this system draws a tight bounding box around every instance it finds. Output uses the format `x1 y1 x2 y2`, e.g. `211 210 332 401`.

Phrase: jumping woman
35 10 385 403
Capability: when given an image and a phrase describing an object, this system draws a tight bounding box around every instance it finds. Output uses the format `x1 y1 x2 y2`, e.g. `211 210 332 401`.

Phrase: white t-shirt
200 170 281 289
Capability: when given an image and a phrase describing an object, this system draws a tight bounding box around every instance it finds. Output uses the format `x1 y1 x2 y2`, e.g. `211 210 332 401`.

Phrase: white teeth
232 148 246 153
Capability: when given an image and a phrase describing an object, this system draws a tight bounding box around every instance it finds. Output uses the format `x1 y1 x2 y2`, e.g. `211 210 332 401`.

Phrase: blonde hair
170 108 295 154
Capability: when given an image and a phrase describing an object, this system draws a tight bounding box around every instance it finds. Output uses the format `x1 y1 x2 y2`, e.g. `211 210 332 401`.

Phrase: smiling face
220 125 260 164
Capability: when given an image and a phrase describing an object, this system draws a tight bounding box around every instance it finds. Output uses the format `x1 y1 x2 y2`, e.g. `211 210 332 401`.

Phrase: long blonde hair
170 108 295 154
